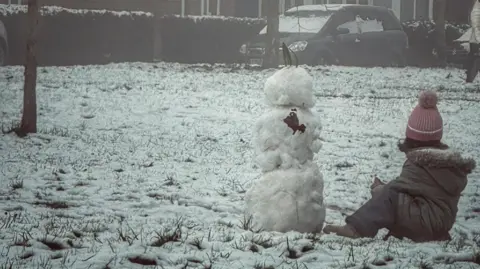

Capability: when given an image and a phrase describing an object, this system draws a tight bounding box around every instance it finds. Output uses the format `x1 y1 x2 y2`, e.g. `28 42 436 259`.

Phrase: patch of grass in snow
418 260 434 269
253 261 275 269
8 177 23 190
19 250 35 260
127 255 157 266
146 192 177 204
37 237 70 251
39 127 70 138
55 186 65 192
444 229 469 252
33 201 70 210
190 236 207 250
150 217 185 248
73 181 89 187
1 121 20 135
239 214 262 233
11 231 33 248
116 220 140 246
335 161 355 169
163 175 180 187
283 238 302 259
251 234 274 249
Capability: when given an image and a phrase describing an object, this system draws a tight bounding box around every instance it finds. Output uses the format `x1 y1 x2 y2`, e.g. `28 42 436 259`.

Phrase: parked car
0 19 8 66
441 28 471 67
240 4 408 67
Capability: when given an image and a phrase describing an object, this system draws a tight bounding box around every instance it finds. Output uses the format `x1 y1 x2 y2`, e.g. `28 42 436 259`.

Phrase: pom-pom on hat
406 90 443 142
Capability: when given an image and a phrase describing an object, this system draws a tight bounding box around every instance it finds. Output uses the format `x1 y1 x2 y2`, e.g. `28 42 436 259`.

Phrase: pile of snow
245 66 325 233
264 67 315 108
244 165 324 232
0 4 153 17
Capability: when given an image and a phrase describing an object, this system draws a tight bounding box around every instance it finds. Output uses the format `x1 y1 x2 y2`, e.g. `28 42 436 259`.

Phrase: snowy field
1 63 480 269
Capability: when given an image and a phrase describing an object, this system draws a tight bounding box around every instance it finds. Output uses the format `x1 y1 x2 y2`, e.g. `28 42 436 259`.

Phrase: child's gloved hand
370 175 386 197
370 175 385 189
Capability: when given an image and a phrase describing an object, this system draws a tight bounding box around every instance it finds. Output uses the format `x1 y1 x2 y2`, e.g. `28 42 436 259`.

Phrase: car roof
285 4 390 13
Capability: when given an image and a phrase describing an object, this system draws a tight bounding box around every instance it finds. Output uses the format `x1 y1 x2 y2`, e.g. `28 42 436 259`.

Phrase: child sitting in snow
323 90 476 242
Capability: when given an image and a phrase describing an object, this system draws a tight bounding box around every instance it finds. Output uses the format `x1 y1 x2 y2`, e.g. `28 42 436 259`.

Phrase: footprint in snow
81 114 95 119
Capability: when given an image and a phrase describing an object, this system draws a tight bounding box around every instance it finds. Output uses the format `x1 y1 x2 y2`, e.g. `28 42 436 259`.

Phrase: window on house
373 0 392 8
400 0 415 21
415 0 429 20
346 0 369 4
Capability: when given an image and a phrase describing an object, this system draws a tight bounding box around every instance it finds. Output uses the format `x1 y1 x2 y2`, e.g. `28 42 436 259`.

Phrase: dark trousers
345 185 399 238
466 43 480 83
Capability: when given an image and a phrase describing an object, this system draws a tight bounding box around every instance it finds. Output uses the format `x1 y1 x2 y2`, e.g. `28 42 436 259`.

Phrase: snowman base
244 162 326 233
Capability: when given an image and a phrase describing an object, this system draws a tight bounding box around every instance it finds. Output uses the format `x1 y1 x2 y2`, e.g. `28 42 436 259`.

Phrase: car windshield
259 9 334 35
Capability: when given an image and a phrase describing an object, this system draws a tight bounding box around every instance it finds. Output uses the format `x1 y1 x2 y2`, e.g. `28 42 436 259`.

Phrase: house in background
0 0 472 23
233 0 434 21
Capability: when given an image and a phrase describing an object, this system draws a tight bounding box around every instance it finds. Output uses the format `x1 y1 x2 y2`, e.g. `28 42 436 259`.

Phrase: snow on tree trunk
19 0 39 136
263 0 279 68
434 0 447 67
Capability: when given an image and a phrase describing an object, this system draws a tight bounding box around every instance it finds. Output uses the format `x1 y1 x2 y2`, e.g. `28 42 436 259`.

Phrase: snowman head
264 44 315 108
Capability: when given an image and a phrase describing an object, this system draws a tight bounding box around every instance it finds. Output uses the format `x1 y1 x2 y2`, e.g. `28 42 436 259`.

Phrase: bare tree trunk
18 0 39 136
153 0 162 61
263 0 279 68
434 0 447 67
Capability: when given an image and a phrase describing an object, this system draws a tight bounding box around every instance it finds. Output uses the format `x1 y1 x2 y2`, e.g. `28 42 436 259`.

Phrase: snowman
244 48 325 233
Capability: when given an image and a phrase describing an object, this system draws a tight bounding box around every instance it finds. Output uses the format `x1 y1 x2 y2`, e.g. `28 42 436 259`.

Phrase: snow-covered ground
1 63 480 269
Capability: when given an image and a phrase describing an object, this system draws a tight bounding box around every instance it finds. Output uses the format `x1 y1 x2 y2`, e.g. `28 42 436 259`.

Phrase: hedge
0 3 473 67
158 15 265 64
401 20 470 67
0 4 154 66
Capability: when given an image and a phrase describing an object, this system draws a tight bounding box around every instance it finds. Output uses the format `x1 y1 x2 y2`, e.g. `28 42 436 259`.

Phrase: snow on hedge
0 4 153 17
164 14 265 24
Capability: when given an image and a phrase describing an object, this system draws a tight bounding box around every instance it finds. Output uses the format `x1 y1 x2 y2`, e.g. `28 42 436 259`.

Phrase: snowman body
244 66 326 233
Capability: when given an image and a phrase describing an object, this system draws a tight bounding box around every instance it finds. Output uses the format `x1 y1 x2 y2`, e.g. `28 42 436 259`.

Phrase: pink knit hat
405 90 443 141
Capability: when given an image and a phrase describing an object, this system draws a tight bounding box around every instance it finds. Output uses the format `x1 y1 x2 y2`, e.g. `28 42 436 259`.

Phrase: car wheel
0 44 6 66
390 54 406 67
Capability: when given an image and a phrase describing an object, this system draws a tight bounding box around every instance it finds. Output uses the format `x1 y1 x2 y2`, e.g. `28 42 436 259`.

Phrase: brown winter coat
387 148 476 242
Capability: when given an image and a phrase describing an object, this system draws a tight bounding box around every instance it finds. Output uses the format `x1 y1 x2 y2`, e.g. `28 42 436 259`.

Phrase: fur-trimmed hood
406 148 476 175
